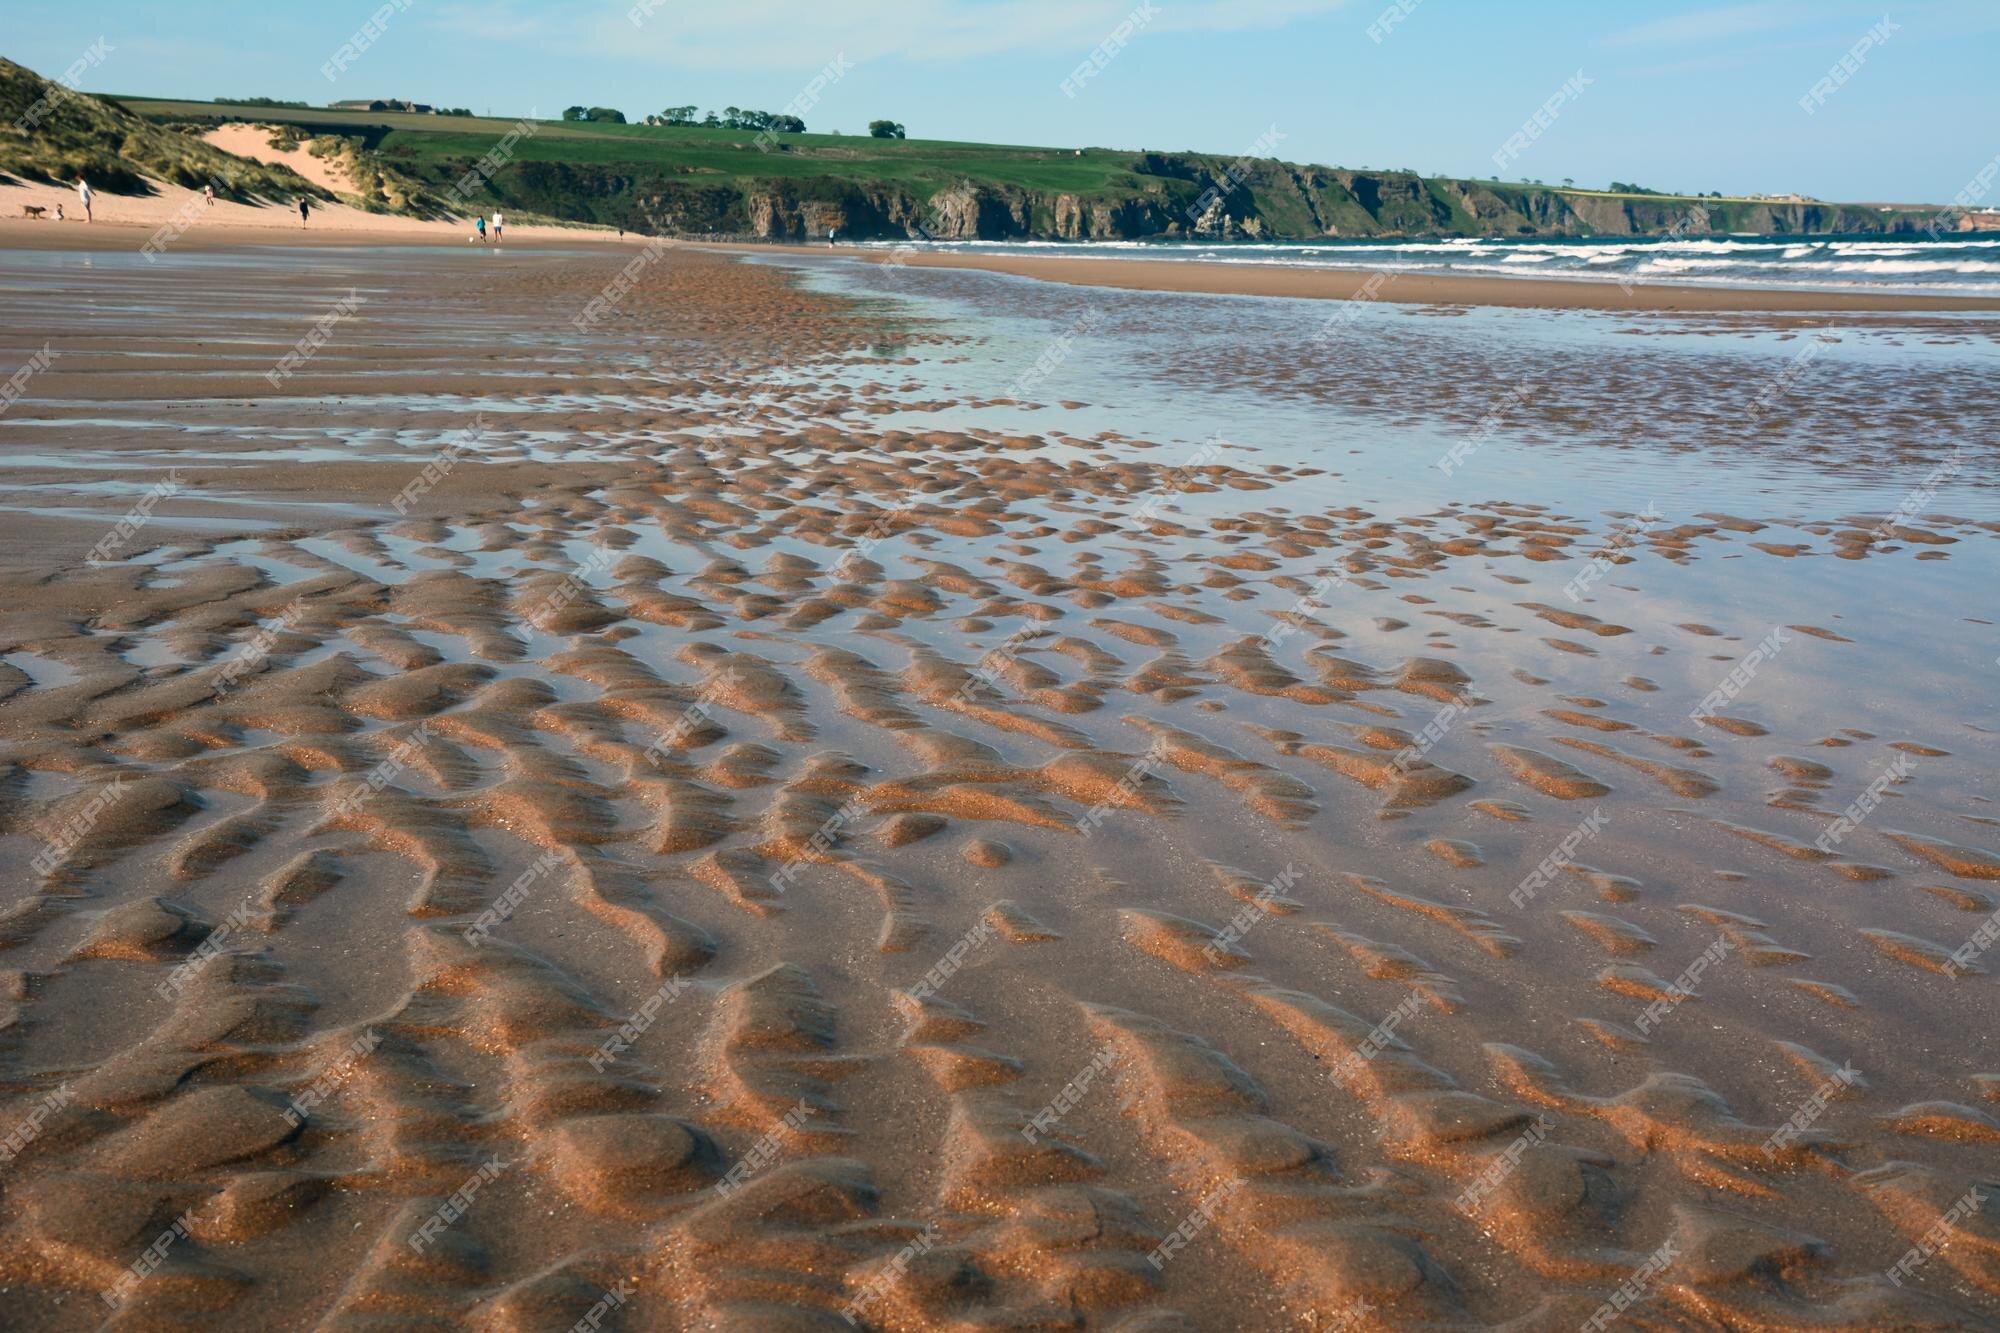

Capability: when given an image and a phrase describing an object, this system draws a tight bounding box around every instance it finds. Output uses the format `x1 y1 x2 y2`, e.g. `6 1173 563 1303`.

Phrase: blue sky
12 0 1998 202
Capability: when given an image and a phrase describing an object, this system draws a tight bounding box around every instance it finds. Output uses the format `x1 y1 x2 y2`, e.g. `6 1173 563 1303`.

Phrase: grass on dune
0 62 321 200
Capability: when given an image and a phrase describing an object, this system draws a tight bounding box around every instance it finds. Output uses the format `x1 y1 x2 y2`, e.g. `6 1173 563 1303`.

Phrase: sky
12 0 1999 203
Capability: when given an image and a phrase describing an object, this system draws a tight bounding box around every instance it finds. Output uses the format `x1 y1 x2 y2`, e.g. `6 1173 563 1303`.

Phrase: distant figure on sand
75 175 92 223
828 228 835 248
204 183 215 206
298 196 311 227
491 211 504 242
475 215 487 243
54 203 65 222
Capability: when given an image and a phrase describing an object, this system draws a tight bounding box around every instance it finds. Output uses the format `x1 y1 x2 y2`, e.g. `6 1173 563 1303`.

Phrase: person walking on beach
298 196 311 228
54 203 65 222
75 175 92 223
204 183 215 207
475 215 487 243
491 211 503 243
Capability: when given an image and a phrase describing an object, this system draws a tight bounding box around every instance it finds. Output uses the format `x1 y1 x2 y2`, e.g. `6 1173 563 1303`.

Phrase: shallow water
772 255 2000 519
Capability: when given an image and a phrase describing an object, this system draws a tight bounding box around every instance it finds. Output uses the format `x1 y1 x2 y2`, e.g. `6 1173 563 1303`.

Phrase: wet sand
0 233 1997 1330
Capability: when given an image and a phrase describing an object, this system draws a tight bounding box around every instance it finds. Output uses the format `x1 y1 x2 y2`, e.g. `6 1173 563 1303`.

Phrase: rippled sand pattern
0 246 1997 1330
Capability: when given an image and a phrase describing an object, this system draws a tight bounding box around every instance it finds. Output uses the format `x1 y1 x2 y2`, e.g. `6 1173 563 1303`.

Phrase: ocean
852 233 2000 296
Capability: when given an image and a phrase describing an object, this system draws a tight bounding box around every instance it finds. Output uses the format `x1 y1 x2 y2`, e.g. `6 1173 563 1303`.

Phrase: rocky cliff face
923 185 1032 239
740 185 924 240
504 156 1946 244
1051 193 1177 240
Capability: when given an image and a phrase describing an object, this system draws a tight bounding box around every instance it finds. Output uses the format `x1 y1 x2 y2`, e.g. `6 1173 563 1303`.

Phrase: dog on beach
21 205 47 220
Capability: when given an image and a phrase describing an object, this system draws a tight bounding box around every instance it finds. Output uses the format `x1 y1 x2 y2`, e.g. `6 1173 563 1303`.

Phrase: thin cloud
425 7 551 44
430 0 1353 70
1603 2 1802 48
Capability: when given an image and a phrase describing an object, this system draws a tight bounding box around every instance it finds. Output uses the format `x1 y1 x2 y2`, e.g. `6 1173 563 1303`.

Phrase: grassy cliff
6 58 1955 241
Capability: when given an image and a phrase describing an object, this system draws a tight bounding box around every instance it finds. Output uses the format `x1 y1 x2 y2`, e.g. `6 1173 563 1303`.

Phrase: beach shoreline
5 210 1998 311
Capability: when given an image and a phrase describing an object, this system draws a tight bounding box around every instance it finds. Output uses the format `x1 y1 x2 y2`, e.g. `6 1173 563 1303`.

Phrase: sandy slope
199 124 358 195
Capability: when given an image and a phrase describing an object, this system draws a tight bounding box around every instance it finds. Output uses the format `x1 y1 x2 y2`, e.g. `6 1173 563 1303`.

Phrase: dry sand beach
0 180 634 246
0 223 1997 1331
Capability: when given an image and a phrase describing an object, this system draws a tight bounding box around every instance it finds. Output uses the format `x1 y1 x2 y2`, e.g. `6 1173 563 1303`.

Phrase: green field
112 96 1151 195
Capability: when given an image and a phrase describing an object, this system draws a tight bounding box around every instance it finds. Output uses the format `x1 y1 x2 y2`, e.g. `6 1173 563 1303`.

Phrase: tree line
646 106 799 132
563 105 909 137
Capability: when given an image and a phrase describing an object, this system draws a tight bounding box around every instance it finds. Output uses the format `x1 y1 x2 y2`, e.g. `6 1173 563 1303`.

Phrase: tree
660 105 698 125
702 111 720 127
586 106 626 124
562 106 589 121
712 108 791 131
868 119 906 139
1562 177 1574 188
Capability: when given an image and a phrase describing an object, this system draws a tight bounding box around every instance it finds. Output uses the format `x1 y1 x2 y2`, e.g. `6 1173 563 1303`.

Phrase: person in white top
204 183 215 206
75 175 92 223
491 211 504 242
